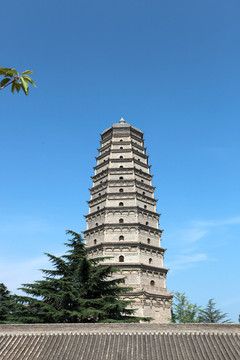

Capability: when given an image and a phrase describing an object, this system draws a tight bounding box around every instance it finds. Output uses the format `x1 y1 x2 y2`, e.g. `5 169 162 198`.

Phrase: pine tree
198 299 231 323
0 283 37 324
19 231 148 323
0 283 13 323
171 292 200 323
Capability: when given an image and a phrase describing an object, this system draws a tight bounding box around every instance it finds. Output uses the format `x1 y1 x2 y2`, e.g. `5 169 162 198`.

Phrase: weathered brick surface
84 119 173 322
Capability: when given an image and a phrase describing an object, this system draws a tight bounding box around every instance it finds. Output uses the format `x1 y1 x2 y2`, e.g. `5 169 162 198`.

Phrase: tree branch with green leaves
171 292 200 323
0 67 36 95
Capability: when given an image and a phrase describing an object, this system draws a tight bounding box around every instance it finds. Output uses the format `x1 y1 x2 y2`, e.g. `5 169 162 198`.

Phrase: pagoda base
122 290 173 323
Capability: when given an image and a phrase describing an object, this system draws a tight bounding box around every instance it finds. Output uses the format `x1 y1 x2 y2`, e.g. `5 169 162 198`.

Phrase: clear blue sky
1 0 240 321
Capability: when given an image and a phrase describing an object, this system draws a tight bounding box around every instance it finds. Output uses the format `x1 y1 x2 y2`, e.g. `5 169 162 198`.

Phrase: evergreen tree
198 299 231 323
0 283 13 323
0 283 36 323
19 231 148 323
171 292 200 323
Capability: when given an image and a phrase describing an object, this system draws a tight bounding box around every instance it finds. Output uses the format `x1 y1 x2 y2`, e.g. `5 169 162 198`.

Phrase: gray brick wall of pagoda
84 118 173 322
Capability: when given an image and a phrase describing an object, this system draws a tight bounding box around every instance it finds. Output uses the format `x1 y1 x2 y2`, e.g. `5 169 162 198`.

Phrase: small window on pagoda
149 258 153 264
97 206 100 210
119 176 123 180
120 146 123 149
119 235 124 241
147 238 151 244
119 188 124 193
119 218 124 223
119 255 124 262
143 191 145 195
138 158 140 161
150 280 155 287
120 156 123 159
95 223 98 226
141 180 144 183
120 139 123 142
100 181 102 184
99 193 101 196
120 165 123 168
94 239 97 245
146 221 149 225
144 205 147 209
119 202 124 206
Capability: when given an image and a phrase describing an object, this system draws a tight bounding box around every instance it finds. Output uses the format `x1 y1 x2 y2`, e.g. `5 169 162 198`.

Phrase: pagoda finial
119 117 125 124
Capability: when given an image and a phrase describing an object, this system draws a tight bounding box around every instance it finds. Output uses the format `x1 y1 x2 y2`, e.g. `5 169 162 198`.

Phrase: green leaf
21 70 34 75
11 82 16 94
15 82 21 93
20 77 29 95
0 78 11 87
0 67 11 75
21 75 36 87
5 69 18 77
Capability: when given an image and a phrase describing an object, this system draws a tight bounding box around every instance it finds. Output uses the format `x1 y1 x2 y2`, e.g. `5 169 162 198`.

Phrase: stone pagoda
84 118 172 322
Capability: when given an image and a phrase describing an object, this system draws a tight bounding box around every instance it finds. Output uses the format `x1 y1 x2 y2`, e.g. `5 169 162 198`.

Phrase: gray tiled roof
0 323 239 360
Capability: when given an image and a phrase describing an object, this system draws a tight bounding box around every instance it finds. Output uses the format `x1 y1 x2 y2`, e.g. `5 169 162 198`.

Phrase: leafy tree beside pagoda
171 292 200 323
172 292 231 323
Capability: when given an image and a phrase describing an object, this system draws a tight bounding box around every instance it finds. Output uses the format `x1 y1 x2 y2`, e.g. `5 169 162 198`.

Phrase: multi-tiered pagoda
84 118 172 322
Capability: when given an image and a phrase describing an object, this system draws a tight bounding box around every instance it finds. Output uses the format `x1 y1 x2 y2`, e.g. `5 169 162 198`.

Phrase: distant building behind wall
84 118 173 322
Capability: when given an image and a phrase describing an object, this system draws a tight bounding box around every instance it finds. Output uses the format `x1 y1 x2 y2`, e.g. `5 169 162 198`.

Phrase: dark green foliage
0 284 25 323
0 283 13 323
171 292 200 323
19 231 148 323
198 299 231 323
0 67 36 94
0 283 40 324
171 308 176 323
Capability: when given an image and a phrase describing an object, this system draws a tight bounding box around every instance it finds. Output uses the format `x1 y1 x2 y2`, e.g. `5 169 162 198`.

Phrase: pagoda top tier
101 117 143 136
